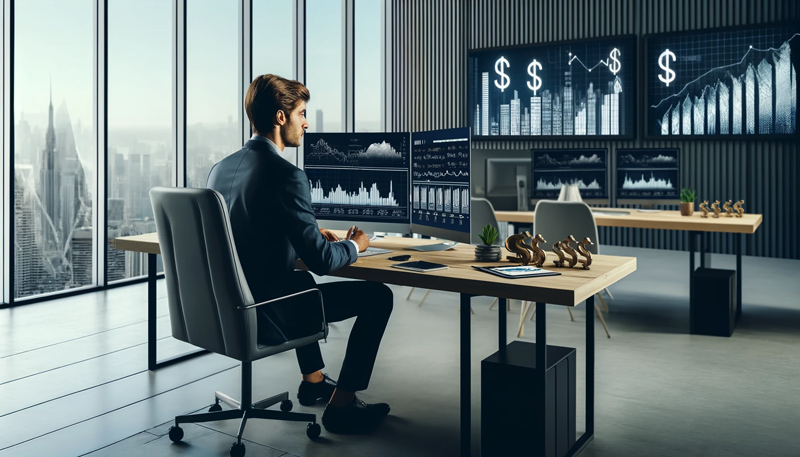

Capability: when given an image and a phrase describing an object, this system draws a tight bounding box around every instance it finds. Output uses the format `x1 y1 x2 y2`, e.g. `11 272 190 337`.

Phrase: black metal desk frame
147 253 208 371
459 294 595 457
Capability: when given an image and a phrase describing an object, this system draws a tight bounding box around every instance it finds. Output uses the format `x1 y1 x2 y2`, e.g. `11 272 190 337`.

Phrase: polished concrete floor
1 246 799 457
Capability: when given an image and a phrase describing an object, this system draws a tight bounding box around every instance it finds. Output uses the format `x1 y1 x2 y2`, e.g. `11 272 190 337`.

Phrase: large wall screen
468 36 636 139
645 24 798 139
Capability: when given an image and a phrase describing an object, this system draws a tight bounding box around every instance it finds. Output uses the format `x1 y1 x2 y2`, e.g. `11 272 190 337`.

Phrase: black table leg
563 296 596 457
460 293 471 457
535 302 548 448
736 233 743 321
498 298 507 354
147 253 208 371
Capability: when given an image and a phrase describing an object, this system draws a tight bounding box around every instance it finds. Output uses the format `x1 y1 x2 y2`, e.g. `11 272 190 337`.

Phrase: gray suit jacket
207 138 357 343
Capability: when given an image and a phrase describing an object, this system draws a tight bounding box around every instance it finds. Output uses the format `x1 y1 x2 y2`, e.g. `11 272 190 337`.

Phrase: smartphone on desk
391 260 449 272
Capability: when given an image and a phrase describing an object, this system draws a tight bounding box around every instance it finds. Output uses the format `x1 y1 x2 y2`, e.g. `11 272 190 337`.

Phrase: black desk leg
689 231 698 334
147 253 208 371
498 298 507 353
535 302 547 448
736 233 743 321
585 295 595 437
460 293 472 457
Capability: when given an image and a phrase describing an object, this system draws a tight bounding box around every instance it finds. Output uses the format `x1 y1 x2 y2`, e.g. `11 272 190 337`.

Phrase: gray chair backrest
533 200 599 254
149 187 258 361
470 197 500 245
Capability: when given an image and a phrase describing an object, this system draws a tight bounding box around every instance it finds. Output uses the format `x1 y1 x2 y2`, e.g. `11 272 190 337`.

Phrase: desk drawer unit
691 268 737 337
481 341 576 456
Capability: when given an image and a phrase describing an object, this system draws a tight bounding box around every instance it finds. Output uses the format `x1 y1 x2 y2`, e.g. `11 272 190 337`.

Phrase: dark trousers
267 271 393 392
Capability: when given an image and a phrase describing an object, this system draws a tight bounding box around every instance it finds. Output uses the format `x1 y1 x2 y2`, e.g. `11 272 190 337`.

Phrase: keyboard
591 209 631 216
358 247 394 257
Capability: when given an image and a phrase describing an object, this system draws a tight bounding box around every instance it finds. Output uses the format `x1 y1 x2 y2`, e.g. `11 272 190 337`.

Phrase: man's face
280 101 308 148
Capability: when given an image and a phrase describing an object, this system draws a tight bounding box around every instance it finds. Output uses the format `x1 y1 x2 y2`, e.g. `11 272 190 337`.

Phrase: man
207 74 393 434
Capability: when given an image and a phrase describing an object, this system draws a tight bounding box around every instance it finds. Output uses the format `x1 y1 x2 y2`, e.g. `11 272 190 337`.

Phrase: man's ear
275 109 286 126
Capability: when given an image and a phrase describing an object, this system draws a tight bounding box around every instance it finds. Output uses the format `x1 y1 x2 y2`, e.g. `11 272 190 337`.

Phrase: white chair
518 200 611 338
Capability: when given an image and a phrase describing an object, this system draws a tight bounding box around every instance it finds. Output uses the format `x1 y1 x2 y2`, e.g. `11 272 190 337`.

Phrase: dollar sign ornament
527 59 543 95
494 57 511 92
658 49 676 87
608 48 621 75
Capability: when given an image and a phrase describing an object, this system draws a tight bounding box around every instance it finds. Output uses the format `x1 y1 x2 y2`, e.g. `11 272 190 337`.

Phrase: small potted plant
680 188 696 216
474 224 502 261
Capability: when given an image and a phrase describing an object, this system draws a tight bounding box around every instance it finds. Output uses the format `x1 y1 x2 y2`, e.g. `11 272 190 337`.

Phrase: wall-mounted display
469 36 636 139
615 148 680 200
530 148 608 199
645 24 799 139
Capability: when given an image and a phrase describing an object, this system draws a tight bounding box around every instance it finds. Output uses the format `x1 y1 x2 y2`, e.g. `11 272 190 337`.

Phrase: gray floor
1 246 799 457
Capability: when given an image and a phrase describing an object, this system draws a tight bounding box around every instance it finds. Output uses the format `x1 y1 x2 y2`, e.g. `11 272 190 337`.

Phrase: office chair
150 187 326 457
519 200 611 338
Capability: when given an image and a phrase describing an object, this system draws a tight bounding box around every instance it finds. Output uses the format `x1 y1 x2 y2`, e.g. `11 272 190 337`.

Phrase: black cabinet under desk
482 341 576 457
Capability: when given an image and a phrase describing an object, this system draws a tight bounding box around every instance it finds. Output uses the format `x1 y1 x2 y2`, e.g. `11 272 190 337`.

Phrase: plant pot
474 244 502 262
680 202 695 216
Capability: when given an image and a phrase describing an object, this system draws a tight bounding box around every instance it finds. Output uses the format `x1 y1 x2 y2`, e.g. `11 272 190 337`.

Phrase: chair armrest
241 288 324 312
238 288 328 339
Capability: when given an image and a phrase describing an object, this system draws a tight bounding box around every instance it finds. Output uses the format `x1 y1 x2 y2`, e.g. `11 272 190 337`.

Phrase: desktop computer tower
691 268 737 337
481 341 576 456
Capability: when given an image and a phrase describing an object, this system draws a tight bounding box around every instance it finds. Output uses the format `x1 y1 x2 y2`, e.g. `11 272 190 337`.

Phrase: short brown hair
244 74 310 134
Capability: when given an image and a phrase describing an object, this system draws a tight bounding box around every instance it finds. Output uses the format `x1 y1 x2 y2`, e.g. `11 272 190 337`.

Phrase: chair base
168 361 320 456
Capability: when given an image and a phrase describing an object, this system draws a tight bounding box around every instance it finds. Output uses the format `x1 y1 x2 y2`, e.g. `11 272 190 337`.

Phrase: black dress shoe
321 398 391 434
297 373 337 406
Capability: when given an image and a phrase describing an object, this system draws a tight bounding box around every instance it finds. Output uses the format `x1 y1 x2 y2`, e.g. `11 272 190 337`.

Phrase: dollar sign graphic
494 57 510 92
608 48 621 75
658 49 676 87
527 59 543 95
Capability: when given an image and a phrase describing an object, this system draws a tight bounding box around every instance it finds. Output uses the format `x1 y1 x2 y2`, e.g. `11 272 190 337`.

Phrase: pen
349 226 359 240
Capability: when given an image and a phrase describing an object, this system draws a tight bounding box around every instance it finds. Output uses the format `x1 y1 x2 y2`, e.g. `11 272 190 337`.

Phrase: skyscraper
39 88 60 252
481 72 489 136
510 91 520 136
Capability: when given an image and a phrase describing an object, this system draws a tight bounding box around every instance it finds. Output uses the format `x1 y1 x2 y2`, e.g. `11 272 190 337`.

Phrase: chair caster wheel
306 422 321 440
168 426 184 443
280 400 293 412
209 403 222 412
230 442 246 457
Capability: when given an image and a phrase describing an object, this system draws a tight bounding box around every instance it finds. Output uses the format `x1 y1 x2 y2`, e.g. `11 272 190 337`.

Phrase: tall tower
39 84 61 251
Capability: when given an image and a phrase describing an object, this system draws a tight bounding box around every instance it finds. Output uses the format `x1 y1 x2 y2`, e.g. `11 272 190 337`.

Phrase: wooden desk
114 233 637 457
495 209 763 325
494 209 763 234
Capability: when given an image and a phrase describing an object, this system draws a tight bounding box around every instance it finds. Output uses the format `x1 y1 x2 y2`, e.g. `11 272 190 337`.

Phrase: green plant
478 224 498 246
680 188 696 203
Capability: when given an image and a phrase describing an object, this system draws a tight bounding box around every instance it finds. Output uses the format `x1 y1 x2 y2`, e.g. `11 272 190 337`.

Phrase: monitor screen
468 35 637 139
645 24 799 139
303 132 411 233
615 148 680 200
531 148 609 200
410 127 471 243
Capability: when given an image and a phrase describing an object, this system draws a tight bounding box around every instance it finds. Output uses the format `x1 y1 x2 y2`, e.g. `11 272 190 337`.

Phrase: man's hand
319 228 340 242
345 227 370 252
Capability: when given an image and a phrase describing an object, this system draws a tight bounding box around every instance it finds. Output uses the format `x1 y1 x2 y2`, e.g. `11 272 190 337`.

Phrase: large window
305 0 345 133
13 0 95 299
354 0 385 132
186 0 240 188
107 0 173 281
253 0 296 163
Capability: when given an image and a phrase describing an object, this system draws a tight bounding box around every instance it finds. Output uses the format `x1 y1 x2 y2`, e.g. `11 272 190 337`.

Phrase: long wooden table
113 233 636 457
496 209 763 326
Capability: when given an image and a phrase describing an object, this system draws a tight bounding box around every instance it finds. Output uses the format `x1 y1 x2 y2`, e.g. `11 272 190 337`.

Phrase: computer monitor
530 148 609 205
410 127 471 243
615 148 680 206
485 158 531 211
303 132 411 233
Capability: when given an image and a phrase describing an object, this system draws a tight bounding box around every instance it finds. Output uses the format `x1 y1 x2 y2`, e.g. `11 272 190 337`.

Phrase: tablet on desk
391 260 449 272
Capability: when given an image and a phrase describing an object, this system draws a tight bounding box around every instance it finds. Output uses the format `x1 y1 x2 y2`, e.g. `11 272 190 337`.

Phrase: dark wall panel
393 0 799 259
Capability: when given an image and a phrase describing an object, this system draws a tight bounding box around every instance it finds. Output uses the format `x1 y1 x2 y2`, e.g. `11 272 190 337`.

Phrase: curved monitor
410 127 472 243
303 132 411 234
615 148 680 206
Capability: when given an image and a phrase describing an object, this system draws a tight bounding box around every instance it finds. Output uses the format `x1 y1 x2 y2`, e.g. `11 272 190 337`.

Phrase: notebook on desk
358 247 393 257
